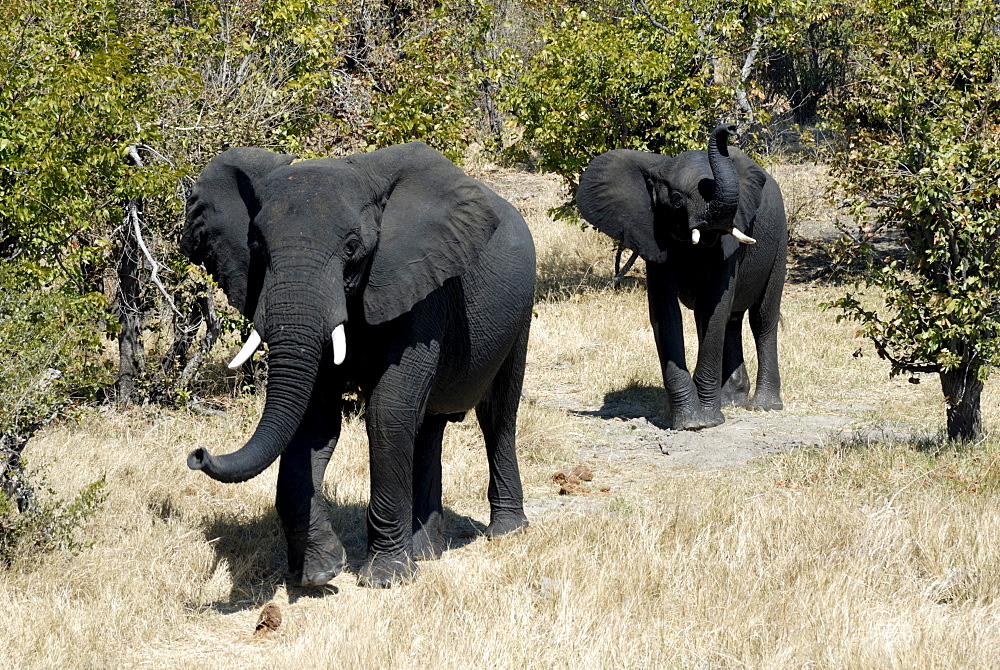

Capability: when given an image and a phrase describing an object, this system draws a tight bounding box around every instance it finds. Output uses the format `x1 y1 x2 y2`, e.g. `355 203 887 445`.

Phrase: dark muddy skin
182 142 534 588
577 125 786 431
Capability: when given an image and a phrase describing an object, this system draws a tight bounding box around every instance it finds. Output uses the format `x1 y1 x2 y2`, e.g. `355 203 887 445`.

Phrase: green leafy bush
0 467 105 567
0 264 112 443
503 6 729 213
0 263 109 566
828 0 1000 440
361 1 499 161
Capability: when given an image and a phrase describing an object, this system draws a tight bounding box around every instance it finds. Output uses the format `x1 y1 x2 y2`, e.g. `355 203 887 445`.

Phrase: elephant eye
343 237 362 259
669 192 684 209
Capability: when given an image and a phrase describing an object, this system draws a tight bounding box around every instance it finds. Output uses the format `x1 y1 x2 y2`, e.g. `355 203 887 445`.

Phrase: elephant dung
254 602 283 635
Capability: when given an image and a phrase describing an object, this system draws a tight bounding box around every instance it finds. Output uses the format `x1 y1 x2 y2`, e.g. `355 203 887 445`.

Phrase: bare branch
175 289 222 393
136 143 175 166
629 0 676 35
870 336 940 375
125 146 182 318
159 124 222 132
125 201 182 318
734 11 776 126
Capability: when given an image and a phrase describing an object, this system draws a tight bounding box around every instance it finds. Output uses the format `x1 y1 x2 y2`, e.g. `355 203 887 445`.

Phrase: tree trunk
478 76 504 146
115 197 145 405
159 292 203 380
175 288 222 394
939 367 985 441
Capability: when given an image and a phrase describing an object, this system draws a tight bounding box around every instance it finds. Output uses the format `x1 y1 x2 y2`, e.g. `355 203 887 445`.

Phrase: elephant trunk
188 304 327 483
706 123 740 227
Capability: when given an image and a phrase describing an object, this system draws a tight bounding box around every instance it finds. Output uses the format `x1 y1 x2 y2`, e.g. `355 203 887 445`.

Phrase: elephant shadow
572 382 673 430
158 497 487 612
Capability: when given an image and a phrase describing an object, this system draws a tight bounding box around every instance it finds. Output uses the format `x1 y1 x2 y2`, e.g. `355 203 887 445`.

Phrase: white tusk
691 228 701 245
332 324 346 365
228 330 262 369
729 228 757 245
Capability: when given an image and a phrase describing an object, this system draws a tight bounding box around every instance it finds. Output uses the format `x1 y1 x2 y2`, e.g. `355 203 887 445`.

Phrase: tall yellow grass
5 168 1000 668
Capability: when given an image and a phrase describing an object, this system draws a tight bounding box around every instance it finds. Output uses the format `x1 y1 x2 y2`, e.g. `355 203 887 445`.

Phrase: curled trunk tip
707 123 740 226
186 447 254 483
188 448 208 471
710 124 738 155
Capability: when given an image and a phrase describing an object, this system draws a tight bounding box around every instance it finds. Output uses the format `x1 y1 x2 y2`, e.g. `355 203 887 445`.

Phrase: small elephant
180 142 535 587
577 124 786 430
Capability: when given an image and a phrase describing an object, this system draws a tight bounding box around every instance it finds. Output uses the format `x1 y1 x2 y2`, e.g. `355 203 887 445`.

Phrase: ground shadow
162 498 489 613
786 228 907 285
833 422 945 453
572 382 672 430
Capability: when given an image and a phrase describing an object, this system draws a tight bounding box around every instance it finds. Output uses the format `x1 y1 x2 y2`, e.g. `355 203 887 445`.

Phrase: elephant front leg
275 393 346 587
647 264 720 430
359 340 439 588
688 268 742 427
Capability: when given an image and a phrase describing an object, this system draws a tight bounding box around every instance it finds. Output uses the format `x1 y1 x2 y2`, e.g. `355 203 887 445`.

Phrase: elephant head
179 142 501 483
576 123 768 261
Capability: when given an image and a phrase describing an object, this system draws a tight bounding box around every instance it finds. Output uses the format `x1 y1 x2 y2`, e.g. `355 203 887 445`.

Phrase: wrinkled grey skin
180 142 535 588
577 124 786 430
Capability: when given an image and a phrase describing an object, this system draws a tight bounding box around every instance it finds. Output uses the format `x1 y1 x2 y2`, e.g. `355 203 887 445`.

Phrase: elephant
179 141 535 588
576 124 786 430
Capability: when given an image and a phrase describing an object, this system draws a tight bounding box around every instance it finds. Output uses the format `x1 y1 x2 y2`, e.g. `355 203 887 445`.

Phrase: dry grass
7 167 1000 668
766 161 834 239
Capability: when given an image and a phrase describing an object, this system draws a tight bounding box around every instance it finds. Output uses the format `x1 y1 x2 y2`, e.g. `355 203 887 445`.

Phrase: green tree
505 4 728 195
830 0 1000 440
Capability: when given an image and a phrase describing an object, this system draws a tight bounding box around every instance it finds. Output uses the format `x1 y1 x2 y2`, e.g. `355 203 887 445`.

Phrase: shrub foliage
829 0 1000 440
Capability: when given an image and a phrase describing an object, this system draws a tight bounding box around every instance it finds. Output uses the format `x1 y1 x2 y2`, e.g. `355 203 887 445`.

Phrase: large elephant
180 142 535 588
576 124 786 430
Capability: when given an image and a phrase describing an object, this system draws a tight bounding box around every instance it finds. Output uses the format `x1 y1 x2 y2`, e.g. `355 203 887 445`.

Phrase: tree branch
870 336 940 375
125 145 182 318
734 11 775 127
628 0 676 35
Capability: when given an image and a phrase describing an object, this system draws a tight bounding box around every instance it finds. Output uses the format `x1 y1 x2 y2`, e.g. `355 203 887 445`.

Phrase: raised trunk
706 124 740 227
940 368 985 441
188 328 322 482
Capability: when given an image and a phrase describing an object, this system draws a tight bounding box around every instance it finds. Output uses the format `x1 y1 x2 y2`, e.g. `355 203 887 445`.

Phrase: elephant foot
485 508 529 539
359 553 417 588
285 529 346 587
670 406 725 431
721 367 751 408
413 513 446 561
747 392 783 412
720 387 750 409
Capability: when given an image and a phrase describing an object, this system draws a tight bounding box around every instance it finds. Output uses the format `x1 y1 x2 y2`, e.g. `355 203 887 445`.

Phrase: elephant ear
359 143 501 325
180 147 296 316
721 149 769 260
576 149 670 263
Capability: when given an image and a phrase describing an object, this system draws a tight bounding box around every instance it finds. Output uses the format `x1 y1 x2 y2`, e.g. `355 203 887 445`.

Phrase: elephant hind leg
412 413 448 561
747 267 784 411
476 316 530 539
721 311 751 408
